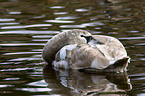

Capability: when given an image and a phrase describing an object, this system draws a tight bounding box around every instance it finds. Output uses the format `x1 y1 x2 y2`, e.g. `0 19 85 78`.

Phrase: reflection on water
43 65 132 96
0 0 145 95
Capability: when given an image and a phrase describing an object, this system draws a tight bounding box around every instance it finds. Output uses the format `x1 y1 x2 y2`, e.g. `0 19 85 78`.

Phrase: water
0 0 145 96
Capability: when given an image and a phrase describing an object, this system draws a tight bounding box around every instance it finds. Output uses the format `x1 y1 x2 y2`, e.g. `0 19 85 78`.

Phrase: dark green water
0 0 145 96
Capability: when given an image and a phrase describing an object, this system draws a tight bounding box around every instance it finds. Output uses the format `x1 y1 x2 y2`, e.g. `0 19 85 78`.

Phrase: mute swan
42 29 130 73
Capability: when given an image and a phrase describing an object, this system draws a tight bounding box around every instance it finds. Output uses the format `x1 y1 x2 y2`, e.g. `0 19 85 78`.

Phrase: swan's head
81 35 105 48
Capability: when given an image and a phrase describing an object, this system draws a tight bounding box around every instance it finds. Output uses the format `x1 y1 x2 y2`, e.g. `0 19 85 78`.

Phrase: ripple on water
0 43 45 46
49 6 65 9
53 12 68 15
3 52 42 55
0 85 14 88
45 20 74 23
27 80 47 87
16 88 52 92
0 19 15 22
32 35 52 38
7 57 42 62
56 16 79 20
82 22 105 26
75 8 90 12
3 78 20 80
0 30 59 34
59 25 86 28
0 67 34 72
119 37 145 40
1 24 52 29
8 12 21 15
135 43 145 46
0 23 19 25
59 22 104 28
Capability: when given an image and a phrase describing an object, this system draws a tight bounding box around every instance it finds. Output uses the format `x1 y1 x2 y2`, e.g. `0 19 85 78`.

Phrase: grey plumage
42 29 130 73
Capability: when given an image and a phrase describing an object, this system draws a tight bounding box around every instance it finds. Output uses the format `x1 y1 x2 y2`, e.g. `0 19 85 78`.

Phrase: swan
42 29 130 73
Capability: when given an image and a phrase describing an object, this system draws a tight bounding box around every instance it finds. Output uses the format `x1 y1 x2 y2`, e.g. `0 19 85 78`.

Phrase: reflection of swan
42 29 130 72
43 65 132 96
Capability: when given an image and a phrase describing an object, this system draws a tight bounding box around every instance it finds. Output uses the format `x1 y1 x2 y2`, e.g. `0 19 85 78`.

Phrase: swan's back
90 35 128 65
52 34 130 72
42 29 91 63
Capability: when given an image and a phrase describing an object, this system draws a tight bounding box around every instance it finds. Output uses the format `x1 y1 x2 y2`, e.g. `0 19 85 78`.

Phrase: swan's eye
81 35 93 43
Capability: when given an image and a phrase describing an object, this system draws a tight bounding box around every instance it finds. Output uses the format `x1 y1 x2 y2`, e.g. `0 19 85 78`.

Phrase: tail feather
105 57 130 72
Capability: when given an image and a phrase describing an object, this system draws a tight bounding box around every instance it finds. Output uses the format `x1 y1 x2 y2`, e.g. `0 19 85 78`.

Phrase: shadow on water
43 65 132 96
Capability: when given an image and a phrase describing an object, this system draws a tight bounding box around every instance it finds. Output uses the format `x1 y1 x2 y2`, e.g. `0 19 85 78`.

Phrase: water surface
0 0 145 96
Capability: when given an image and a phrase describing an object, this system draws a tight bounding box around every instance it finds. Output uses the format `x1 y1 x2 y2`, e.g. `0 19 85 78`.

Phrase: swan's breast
59 44 78 60
52 44 78 69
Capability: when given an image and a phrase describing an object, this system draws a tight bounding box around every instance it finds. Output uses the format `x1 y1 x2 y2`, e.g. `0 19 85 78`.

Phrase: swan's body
42 29 130 73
